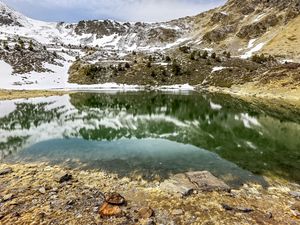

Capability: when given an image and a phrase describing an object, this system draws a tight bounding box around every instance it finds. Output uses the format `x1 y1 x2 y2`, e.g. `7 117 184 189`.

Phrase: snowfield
0 58 194 91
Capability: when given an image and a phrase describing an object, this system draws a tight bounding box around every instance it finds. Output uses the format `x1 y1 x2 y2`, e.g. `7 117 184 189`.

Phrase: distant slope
190 0 300 60
262 15 300 61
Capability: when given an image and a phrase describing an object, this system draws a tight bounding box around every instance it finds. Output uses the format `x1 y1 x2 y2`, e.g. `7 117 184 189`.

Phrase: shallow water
0 91 300 184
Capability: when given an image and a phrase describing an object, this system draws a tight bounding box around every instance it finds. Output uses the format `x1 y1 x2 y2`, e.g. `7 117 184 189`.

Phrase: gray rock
172 209 184 216
2 194 13 202
0 168 13 176
185 171 231 192
160 173 196 196
39 187 46 194
289 191 300 198
160 171 230 196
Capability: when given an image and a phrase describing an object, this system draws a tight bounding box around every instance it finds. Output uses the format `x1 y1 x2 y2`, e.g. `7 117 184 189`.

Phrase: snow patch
241 42 265 59
212 66 226 73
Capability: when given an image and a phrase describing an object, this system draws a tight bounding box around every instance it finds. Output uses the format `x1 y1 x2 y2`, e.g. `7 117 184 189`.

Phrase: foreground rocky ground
0 163 300 225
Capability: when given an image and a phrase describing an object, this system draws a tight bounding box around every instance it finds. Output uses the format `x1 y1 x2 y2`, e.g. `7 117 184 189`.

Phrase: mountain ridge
0 0 299 92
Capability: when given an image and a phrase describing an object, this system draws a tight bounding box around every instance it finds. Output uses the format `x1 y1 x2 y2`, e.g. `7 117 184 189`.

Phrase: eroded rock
99 202 122 218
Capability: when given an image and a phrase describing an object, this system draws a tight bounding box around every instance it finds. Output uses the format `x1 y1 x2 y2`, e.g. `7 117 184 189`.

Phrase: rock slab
186 171 231 192
160 171 230 196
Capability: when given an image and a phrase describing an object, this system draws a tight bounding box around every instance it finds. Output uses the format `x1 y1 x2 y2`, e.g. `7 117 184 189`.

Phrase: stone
160 174 196 196
172 209 184 216
99 202 122 218
106 193 126 205
291 203 300 218
57 174 73 183
289 191 300 198
0 168 13 176
221 203 253 213
39 187 46 194
2 194 13 202
236 207 254 213
138 207 154 219
185 171 231 192
221 203 234 211
140 218 155 225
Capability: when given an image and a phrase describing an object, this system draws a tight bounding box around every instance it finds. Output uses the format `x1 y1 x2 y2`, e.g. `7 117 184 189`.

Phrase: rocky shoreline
0 163 299 224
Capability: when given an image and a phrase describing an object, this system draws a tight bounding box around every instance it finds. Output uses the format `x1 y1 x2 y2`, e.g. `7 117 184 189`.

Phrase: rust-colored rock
106 192 126 205
99 202 122 218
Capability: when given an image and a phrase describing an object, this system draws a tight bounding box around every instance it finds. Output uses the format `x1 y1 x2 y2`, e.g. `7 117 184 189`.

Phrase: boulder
186 171 231 192
160 171 230 196
160 173 196 196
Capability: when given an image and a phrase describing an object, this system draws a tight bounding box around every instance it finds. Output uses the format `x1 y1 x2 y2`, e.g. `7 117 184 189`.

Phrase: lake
0 91 300 186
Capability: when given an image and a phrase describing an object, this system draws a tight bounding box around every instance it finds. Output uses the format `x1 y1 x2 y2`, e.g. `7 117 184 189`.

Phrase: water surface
0 91 299 185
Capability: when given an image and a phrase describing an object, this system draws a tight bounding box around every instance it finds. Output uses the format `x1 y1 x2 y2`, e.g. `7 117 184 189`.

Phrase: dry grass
263 15 300 61
0 90 67 100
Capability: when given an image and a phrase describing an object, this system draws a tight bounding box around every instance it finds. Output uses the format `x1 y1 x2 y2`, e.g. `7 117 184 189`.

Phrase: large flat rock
186 171 231 192
160 171 230 196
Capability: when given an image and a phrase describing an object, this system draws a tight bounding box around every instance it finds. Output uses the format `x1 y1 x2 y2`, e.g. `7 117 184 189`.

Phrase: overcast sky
2 0 226 22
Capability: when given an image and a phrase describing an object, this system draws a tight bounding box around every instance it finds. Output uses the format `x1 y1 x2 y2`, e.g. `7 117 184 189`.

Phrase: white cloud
2 0 226 22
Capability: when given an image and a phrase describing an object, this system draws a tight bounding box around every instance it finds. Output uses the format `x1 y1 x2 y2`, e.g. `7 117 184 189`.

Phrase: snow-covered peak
0 0 29 26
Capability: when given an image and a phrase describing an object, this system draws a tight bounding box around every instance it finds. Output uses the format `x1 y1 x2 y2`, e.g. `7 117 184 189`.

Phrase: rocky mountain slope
0 0 299 90
191 0 300 61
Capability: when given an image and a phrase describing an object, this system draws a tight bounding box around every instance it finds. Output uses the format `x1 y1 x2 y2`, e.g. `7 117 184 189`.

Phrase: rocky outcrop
237 14 279 39
203 25 237 42
0 2 22 26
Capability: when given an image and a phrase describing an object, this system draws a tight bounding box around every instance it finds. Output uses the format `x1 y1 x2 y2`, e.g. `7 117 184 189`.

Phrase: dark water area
0 91 299 185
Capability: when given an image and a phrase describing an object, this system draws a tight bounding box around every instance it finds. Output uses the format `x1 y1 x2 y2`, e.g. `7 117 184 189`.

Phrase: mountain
0 1 191 49
191 0 300 60
0 0 299 91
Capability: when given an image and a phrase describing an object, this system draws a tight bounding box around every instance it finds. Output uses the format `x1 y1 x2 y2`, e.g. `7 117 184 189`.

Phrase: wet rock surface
0 163 299 224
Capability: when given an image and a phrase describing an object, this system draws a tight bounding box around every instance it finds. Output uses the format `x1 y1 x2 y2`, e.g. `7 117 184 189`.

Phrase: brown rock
138 207 154 219
99 202 122 218
106 192 126 205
